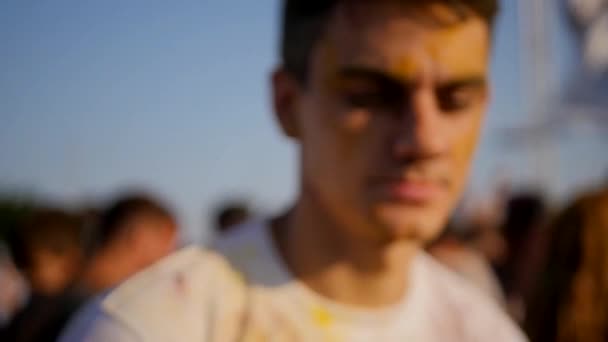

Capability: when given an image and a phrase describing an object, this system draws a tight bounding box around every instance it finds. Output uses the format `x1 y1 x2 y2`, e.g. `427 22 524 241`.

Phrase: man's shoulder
418 252 527 341
58 293 118 342
104 246 213 309
419 251 494 301
68 247 247 341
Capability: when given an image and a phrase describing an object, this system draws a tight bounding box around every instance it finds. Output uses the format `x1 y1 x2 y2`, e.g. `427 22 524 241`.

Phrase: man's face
275 2 491 244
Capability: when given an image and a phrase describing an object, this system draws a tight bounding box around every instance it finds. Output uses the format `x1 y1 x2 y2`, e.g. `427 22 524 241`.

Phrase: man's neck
272 192 419 308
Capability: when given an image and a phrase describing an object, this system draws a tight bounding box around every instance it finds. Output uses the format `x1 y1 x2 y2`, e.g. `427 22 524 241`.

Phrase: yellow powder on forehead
426 20 489 79
388 36 486 82
391 55 422 81
371 25 485 82
318 1 489 85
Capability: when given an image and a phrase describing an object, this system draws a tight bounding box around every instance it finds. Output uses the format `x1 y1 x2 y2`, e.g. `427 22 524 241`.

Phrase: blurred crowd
430 180 608 341
0 193 183 341
1 181 608 341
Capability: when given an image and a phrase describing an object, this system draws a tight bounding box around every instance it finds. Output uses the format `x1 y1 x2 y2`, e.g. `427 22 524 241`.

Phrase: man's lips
373 178 445 203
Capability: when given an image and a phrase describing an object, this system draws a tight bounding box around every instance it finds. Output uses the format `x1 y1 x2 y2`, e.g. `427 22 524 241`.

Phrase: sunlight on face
296 2 491 244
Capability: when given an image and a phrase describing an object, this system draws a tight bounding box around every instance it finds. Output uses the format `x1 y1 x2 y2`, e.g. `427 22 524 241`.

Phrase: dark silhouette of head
8 207 85 295
81 193 177 293
214 202 251 234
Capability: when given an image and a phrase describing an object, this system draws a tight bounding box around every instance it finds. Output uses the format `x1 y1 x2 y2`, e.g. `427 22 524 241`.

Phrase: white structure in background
505 0 608 194
563 0 608 114
514 0 608 127
569 0 608 73
515 0 557 187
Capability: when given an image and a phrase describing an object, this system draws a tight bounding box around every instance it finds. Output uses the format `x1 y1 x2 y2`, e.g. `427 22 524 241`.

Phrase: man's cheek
449 135 479 196
453 123 482 168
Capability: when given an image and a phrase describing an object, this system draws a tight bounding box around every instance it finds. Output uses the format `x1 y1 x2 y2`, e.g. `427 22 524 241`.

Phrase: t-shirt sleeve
59 247 248 342
463 293 529 342
58 299 141 342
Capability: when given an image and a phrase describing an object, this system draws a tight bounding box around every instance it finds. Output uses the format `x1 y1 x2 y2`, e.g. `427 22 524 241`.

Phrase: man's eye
437 88 478 112
345 93 384 108
343 92 400 111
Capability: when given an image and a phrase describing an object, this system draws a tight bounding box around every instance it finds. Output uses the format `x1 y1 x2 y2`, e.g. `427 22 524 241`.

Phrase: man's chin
373 206 446 242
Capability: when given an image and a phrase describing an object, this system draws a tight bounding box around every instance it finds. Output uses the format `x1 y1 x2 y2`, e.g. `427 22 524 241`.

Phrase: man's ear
271 67 301 139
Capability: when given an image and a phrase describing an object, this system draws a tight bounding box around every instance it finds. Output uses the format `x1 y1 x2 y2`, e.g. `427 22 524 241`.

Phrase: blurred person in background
465 189 510 268
7 208 84 296
430 218 506 306
525 187 608 342
1 207 86 342
78 194 178 294
59 194 178 341
496 191 549 322
0 198 31 326
214 201 251 234
472 207 509 267
67 1 526 340
431 192 508 306
0 245 28 327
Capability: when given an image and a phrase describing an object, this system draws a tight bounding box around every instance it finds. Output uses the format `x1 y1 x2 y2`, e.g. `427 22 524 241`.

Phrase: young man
66 1 527 340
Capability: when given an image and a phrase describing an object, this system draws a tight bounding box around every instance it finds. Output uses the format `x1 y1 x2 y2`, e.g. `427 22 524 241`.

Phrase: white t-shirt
60 219 527 341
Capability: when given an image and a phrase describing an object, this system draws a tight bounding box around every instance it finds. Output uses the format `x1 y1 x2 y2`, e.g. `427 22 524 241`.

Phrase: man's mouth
373 177 445 204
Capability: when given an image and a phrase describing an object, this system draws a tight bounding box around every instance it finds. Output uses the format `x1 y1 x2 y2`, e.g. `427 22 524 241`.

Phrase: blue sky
1 1 606 243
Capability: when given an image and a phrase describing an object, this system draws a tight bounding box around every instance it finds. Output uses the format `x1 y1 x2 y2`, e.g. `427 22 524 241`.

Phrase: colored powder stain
173 272 188 296
312 306 334 328
392 56 421 81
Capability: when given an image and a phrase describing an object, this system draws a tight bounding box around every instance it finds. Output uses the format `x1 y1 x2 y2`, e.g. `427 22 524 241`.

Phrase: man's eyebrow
336 67 487 89
336 66 408 88
438 76 487 89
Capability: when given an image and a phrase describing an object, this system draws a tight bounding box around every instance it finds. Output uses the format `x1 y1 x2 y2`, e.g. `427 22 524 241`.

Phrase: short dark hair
215 202 250 233
92 194 174 249
281 0 499 82
502 192 547 244
8 208 84 270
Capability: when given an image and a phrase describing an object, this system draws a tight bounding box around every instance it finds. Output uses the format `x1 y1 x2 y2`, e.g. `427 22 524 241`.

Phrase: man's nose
392 88 448 160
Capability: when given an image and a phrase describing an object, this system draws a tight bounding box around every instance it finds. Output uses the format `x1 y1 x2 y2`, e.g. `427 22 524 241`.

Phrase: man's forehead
318 10 490 83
